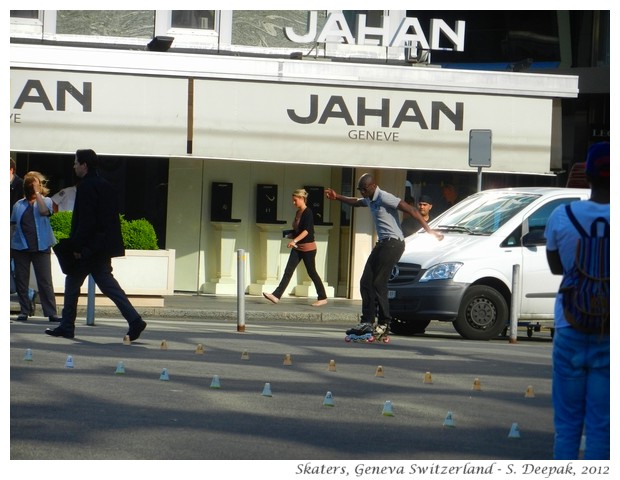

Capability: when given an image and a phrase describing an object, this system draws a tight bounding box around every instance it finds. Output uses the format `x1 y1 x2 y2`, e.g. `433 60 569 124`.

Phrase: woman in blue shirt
10 171 59 322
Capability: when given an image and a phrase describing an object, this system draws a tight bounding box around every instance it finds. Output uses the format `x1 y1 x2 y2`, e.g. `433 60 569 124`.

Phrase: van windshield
433 192 539 235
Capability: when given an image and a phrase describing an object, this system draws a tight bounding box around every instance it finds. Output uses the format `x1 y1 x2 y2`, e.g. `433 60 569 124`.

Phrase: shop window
13 152 169 250
172 10 215 30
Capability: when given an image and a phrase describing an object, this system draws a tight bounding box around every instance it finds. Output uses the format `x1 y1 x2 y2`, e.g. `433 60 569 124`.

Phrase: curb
73 306 360 323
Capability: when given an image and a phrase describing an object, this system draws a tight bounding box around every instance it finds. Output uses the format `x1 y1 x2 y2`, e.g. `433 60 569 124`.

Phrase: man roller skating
326 174 443 343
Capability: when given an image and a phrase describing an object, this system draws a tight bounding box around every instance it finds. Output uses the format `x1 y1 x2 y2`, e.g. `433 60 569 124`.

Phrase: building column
248 223 287 295
204 221 241 294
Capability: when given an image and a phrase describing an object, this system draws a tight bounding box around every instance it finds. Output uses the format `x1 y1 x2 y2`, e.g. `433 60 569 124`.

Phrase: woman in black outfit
263 188 328 306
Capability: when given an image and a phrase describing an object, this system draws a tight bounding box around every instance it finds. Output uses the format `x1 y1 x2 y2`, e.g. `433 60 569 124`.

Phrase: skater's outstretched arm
325 188 364 207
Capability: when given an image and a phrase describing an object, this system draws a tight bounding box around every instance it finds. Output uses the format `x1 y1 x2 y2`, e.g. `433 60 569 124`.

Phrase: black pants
273 248 327 300
59 255 140 327
360 238 405 324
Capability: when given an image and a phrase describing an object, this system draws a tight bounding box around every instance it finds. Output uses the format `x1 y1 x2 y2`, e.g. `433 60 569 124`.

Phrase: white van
387 187 590 340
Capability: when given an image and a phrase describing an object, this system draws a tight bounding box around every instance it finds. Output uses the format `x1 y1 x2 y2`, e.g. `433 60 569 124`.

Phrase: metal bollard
237 249 246 332
86 274 96 326
509 264 520 343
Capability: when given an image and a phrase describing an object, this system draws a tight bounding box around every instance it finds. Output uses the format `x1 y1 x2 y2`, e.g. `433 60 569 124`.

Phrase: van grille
389 263 422 284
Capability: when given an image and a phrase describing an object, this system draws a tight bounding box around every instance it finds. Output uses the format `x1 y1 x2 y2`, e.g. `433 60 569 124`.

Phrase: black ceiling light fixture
146 36 174 52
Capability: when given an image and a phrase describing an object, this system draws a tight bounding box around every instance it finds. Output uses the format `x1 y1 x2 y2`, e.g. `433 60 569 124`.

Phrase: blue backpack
559 204 610 334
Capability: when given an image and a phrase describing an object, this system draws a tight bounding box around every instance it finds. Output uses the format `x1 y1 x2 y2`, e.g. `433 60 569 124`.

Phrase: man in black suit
46 149 146 341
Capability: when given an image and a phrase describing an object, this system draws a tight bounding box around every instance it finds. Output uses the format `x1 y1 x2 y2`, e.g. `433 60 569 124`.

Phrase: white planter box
51 249 175 306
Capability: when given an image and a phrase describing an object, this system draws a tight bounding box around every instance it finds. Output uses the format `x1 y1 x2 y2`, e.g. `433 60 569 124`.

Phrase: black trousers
359 238 405 324
59 255 140 327
273 248 327 300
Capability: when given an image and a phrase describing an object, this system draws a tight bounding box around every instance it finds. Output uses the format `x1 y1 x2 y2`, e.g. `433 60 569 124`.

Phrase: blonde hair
23 171 50 198
292 188 308 200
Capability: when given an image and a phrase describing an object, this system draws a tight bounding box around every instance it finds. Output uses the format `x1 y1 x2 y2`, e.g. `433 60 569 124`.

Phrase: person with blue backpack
545 141 610 460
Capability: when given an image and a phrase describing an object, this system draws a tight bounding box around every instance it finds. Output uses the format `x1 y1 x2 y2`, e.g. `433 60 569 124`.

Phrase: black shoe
126 319 147 341
16 314 28 322
346 322 374 335
48 315 61 322
45 325 75 339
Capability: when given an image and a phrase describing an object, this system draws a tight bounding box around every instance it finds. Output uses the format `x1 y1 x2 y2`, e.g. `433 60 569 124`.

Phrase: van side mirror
522 230 546 247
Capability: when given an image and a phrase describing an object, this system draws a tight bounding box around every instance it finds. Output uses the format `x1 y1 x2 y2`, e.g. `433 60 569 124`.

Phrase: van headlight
419 262 463 282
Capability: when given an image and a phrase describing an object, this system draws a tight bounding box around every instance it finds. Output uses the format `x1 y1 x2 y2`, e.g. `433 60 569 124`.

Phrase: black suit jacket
70 171 125 259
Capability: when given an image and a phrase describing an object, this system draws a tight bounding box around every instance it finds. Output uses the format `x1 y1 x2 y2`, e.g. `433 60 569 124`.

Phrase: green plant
120 216 159 250
49 211 73 240
50 211 159 250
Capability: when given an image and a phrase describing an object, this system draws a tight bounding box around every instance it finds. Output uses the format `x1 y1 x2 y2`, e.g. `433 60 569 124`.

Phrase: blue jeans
552 326 610 460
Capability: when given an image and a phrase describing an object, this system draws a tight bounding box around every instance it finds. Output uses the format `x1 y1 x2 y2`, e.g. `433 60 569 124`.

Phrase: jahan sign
284 12 465 55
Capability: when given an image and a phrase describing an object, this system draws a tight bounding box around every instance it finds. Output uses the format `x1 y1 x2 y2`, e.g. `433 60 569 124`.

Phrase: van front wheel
453 286 508 340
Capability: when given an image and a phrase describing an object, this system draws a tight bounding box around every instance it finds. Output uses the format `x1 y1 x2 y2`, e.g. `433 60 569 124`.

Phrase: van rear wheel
453 285 508 340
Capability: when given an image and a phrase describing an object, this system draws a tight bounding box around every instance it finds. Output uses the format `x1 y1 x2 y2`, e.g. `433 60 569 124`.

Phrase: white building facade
11 10 592 299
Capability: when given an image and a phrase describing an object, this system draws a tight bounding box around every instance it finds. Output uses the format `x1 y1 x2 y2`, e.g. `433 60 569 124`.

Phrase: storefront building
10 10 609 299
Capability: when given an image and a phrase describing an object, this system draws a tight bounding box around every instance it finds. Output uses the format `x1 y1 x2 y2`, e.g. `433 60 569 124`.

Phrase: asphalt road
10 314 557 465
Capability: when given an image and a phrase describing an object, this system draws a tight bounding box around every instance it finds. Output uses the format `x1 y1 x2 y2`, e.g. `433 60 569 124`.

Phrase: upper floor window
10 10 42 37
11 10 39 19
56 10 154 38
172 11 215 30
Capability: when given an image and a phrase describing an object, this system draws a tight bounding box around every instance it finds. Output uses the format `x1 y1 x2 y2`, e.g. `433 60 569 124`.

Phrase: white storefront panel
10 69 188 156
193 79 554 174
11 45 576 174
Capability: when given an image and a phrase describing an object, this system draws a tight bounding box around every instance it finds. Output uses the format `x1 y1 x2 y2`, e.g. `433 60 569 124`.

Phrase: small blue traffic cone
443 411 455 428
115 361 126 374
382 400 394 416
210 375 221 389
508 422 521 438
261 382 272 397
